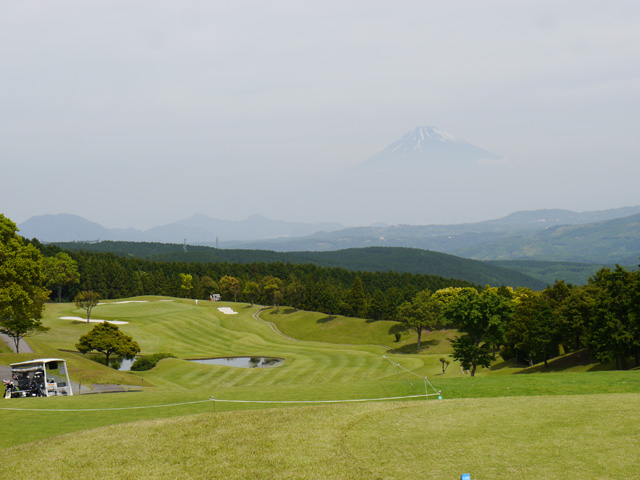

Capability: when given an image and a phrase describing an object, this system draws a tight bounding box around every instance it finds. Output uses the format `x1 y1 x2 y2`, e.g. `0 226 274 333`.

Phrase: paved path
0 333 33 353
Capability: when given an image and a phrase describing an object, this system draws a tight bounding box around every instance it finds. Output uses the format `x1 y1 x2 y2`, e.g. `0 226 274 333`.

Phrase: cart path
0 333 33 354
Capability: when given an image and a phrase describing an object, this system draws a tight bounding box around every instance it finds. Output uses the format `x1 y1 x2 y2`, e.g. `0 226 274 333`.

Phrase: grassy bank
3 393 639 479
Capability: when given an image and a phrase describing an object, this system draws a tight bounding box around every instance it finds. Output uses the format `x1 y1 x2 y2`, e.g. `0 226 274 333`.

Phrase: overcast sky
2 1 639 229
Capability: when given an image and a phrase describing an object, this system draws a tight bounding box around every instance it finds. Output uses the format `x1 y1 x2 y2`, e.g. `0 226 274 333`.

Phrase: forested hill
54 242 545 289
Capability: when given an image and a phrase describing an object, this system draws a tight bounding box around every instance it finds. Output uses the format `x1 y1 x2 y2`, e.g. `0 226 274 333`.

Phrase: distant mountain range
221 207 640 265
17 213 345 244
18 205 640 267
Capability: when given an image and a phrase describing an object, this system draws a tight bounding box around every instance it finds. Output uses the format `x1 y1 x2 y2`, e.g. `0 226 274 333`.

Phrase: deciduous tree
0 215 51 352
219 275 240 302
263 277 283 310
446 288 513 376
180 273 193 298
43 252 79 302
243 281 260 306
75 290 100 322
396 290 441 352
76 321 140 367
199 276 218 299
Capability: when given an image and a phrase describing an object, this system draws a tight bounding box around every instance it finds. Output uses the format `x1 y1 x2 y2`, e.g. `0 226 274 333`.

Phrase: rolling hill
54 242 546 289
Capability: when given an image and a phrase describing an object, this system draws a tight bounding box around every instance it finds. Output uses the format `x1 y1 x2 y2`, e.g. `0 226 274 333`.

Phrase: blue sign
461 475 471 480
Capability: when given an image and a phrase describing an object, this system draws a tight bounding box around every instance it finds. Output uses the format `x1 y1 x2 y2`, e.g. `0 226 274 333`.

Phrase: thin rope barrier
211 393 441 404
0 392 443 412
0 398 214 412
382 355 442 399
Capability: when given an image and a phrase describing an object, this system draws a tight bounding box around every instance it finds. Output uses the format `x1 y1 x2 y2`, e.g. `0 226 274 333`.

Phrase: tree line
34 241 476 321
395 271 640 374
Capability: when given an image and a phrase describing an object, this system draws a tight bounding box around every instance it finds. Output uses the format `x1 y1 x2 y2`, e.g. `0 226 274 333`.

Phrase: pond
108 357 136 371
188 356 285 368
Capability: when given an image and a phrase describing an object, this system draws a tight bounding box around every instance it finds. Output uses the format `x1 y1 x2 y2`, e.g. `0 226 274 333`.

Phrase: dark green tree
587 266 639 369
510 289 559 367
369 289 387 321
396 290 441 352
446 288 513 376
555 284 594 352
286 277 306 312
219 275 240 302
43 252 79 302
243 281 261 306
199 276 218 299
0 215 51 352
263 277 284 309
76 321 141 367
347 276 367 318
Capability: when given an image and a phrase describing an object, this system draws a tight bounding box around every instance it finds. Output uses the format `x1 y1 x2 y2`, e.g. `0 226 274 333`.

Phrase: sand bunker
217 307 238 315
97 301 149 305
60 316 129 325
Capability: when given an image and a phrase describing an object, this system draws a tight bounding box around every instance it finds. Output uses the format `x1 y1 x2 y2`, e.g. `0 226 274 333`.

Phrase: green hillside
484 260 611 286
457 214 640 264
54 242 545 289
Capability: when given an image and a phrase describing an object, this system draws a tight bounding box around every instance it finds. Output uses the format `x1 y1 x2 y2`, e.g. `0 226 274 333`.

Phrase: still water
189 356 285 368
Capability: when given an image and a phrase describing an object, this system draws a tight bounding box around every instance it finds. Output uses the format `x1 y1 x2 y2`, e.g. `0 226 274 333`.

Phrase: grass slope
2 296 640 479
3 394 640 479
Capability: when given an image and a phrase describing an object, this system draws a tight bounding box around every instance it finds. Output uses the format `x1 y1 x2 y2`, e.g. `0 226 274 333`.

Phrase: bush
87 353 109 366
131 353 174 371
394 332 402 342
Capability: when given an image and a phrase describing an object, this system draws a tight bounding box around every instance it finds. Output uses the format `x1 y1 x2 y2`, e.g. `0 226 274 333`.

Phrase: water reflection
189 356 284 368
109 357 136 371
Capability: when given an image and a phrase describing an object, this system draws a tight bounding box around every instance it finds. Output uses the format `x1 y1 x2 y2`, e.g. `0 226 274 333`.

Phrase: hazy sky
2 1 639 229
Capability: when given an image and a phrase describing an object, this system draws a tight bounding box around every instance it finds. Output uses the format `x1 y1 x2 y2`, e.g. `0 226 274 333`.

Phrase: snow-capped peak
389 126 465 154
364 126 500 165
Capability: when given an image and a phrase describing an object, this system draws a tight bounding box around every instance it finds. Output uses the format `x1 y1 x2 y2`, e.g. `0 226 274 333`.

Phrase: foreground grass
3 393 639 479
2 369 638 450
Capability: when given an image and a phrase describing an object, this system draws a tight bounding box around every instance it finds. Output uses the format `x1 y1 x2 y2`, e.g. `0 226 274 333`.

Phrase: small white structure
6 358 73 398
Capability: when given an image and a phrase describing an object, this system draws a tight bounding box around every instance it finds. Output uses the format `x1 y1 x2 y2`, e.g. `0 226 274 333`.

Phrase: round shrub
131 353 174 371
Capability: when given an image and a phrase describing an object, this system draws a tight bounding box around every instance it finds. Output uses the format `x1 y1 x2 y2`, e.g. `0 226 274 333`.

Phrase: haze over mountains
18 205 640 266
221 207 640 265
17 213 345 244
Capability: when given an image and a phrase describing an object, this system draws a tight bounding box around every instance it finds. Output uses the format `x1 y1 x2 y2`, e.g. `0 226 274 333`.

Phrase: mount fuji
364 126 501 166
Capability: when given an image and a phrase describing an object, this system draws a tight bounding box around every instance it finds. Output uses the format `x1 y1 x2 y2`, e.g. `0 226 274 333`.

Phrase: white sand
60 316 129 325
217 307 238 315
97 301 149 305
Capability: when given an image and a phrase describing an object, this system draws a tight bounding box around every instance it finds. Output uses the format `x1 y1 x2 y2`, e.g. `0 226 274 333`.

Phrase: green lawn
1 296 639 478
262 306 459 354
2 393 639 479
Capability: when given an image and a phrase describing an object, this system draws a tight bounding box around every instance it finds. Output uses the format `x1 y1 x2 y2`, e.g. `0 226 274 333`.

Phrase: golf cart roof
10 358 67 367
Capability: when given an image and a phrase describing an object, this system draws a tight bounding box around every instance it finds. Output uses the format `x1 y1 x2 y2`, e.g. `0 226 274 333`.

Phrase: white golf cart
4 358 73 398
